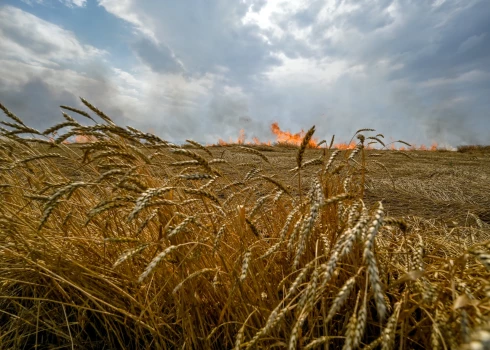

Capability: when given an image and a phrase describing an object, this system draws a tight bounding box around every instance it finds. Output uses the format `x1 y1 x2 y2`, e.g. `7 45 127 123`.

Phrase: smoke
1 1 489 146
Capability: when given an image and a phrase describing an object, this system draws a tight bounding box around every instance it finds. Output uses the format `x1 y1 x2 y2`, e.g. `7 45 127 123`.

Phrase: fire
212 122 320 147
74 135 97 143
53 134 98 144
333 142 357 150
238 129 245 145
211 122 446 151
270 122 317 147
212 123 356 149
217 129 247 146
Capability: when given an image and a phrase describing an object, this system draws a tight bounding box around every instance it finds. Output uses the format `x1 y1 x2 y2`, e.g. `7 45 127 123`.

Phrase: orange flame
211 122 445 151
333 142 357 150
74 134 97 143
238 129 245 145
270 122 317 147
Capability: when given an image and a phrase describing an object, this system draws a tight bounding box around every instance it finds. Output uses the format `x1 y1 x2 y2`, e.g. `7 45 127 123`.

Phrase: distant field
42 144 490 228
0 101 489 349
205 146 490 223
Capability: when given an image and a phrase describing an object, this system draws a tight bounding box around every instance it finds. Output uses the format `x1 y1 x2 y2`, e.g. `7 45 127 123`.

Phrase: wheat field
0 99 489 349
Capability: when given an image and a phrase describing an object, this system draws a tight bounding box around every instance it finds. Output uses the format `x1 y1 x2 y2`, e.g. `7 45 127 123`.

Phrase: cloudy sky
1 0 489 146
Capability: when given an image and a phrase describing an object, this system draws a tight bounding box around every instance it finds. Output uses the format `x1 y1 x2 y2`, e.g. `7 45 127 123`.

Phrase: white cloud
0 60 94 89
0 56 223 132
0 6 105 67
20 0 45 5
98 1 279 81
97 0 158 40
0 6 247 142
265 54 349 87
21 0 87 7
60 0 87 7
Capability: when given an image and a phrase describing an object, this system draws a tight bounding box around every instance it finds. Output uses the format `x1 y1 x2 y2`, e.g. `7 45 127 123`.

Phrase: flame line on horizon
209 123 447 151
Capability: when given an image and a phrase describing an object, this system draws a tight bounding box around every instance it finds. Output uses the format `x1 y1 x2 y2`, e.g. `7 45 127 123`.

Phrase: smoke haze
1 0 489 146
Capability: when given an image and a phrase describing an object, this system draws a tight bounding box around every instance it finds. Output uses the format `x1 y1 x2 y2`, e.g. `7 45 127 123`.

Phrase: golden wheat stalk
128 187 175 221
183 188 221 206
259 175 291 197
80 98 115 125
138 244 184 282
244 167 262 181
212 225 226 254
0 102 27 126
260 207 300 259
167 216 196 239
296 125 315 169
60 104 97 122
171 148 216 174
113 244 150 268
289 157 323 172
136 210 158 236
326 275 357 323
40 181 94 230
363 202 387 320
17 153 67 164
237 146 270 163
172 268 216 294
239 249 252 282
293 201 319 268
288 266 319 350
186 139 213 156
179 173 215 180
245 305 289 349
380 300 402 350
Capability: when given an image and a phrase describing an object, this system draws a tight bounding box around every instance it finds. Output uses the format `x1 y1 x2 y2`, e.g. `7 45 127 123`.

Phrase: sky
1 0 489 146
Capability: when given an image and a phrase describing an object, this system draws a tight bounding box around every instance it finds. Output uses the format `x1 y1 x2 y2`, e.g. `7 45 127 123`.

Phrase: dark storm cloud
381 1 490 144
390 2 486 81
280 0 489 81
265 0 490 144
0 72 131 132
383 1 490 83
0 79 78 131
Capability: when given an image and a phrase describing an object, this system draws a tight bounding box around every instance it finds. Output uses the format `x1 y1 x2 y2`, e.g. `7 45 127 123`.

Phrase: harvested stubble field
0 100 489 349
